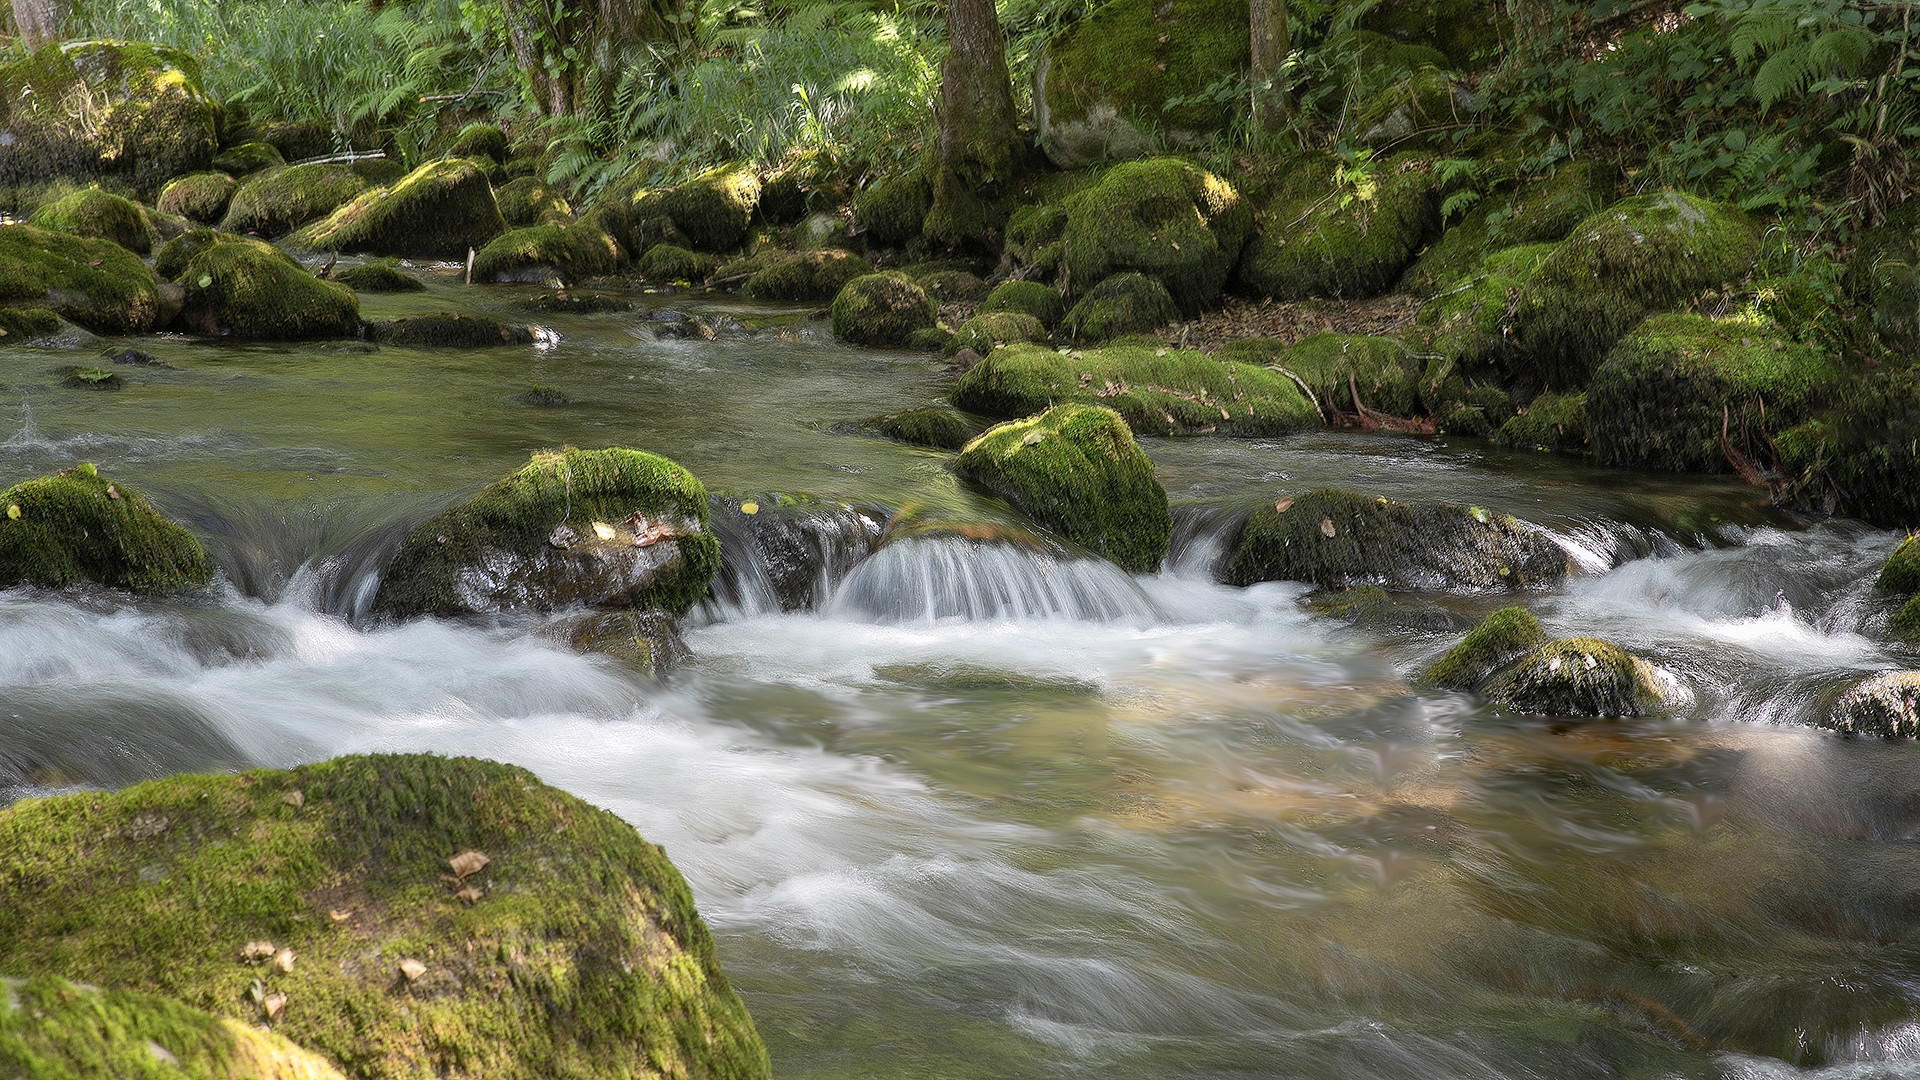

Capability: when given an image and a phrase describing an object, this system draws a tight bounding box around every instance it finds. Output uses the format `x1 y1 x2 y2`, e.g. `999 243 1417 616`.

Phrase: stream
6 269 1920 1079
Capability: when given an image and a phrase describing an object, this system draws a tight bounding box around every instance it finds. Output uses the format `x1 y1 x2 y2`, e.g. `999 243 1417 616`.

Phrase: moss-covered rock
641 165 760 252
953 404 1171 572
0 753 770 1079
445 122 511 166
1061 272 1180 342
953 340 1320 435
1271 332 1421 417
1411 243 1554 374
26 187 155 254
1510 191 1760 388
1894 594 1920 643
0 975 349 1080
1060 159 1250 315
210 140 285 176
332 260 424 293
1353 66 1474 149
64 366 124 390
153 228 240 280
1402 162 1617 295
852 172 931 248
1586 313 1834 473
1035 0 1250 167
0 467 212 591
1220 489 1567 591
1482 637 1673 717
0 225 159 335
980 280 1066 329
0 42 217 196
1879 534 1920 594
1493 391 1588 453
1774 369 1920 529
1237 153 1437 300
253 120 333 163
831 272 938 346
494 176 571 227
742 250 874 301
372 448 721 619
157 170 237 225
637 243 719 284
863 407 978 450
948 311 1049 356
1359 0 1504 68
915 269 990 302
1823 672 1920 737
287 159 508 259
1004 204 1068 281
471 223 623 285
0 306 62 342
1420 606 1545 689
172 235 360 340
220 164 368 238
369 313 533 347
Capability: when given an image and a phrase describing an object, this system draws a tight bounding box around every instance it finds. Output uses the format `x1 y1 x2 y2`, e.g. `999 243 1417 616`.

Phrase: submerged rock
567 609 687 677
742 250 873 301
289 159 508 259
1825 671 1920 737
1419 606 1545 689
0 41 217 195
369 314 533 347
0 753 770 1079
1061 273 1181 343
952 403 1171 573
26 187 154 254
861 407 978 450
171 234 360 340
0 466 212 591
831 272 938 346
157 170 238 225
1482 637 1674 717
472 222 623 284
332 260 425 293
0 225 159 335
220 163 367 237
372 448 721 619
1060 158 1250 315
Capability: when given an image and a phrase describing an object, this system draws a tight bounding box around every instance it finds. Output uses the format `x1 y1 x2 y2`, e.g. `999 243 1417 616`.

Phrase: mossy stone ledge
26 187 155 254
948 312 1049 356
0 467 213 591
0 225 159 335
0 41 217 195
0 753 770 1080
1401 162 1617 295
742 250 874 301
157 171 239 225
1249 333 1422 418
170 235 359 340
287 159 508 259
1482 637 1674 717
220 164 369 238
831 272 938 346
372 448 722 619
1420 606 1545 689
471 222 624 285
953 403 1172 573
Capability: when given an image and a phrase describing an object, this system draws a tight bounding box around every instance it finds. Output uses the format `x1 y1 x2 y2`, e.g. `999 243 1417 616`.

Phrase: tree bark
13 0 63 52
500 0 688 116
925 0 1020 249
1250 0 1290 131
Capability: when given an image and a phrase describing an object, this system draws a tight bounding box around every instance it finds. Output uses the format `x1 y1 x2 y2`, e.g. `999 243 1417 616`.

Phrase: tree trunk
13 0 63 52
925 0 1020 250
1250 0 1290 131
500 0 688 117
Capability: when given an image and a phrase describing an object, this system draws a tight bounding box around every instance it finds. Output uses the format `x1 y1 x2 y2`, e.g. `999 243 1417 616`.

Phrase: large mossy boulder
26 187 154 254
0 225 158 335
1220 489 1567 591
494 175 571 227
863 407 978 451
1237 153 1437 300
210 140 285 177
1401 162 1617 295
1494 391 1589 454
1035 0 1250 167
640 166 760 252
1774 369 1920 529
953 403 1171 572
1482 637 1673 717
157 170 238 225
1254 332 1421 417
830 272 937 346
949 312 1049 356
1419 606 1545 689
1061 273 1181 342
372 448 721 619
444 122 511 166
1409 243 1554 376
220 164 368 238
953 340 1320 435
333 259 425 293
0 466 212 591
1509 191 1759 388
369 313 533 347
852 172 931 248
1876 535 1920 643
170 234 359 340
288 159 508 259
0 753 770 1080
637 243 720 284
1586 313 1834 474
1059 158 1251 315
1824 672 1920 737
742 250 874 301
980 280 1066 329
470 222 623 284
0 41 216 195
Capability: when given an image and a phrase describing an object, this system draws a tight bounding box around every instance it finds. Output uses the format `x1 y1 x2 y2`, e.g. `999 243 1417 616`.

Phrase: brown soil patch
1154 293 1424 354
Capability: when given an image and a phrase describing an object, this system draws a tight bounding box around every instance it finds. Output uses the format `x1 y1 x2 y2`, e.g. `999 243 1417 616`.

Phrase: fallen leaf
448 850 490 878
263 992 286 1020
456 885 483 905
1274 498 1293 513
105 484 119 500
88 259 103 267
6 505 18 520
272 948 295 973
1584 653 1598 670
328 909 352 923
281 789 304 809
1319 517 1336 538
1021 430 1045 445
241 941 275 962
1548 656 1563 673
739 501 758 515
591 521 616 541
399 958 427 982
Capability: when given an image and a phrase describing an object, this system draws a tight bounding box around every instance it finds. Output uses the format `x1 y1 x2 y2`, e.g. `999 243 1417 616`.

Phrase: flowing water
7 269 1920 1079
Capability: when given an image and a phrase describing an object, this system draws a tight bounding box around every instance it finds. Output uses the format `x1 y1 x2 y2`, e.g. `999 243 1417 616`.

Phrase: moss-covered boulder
210 139 285 176
980 280 1066 329
1360 0 1504 68
1773 369 1920 529
1059 159 1250 315
1482 637 1673 717
914 269 990 302
253 121 333 163
1402 162 1617 295
0 975 349 1080
1353 66 1473 149
1410 243 1554 376
1004 204 1068 282
1034 0 1250 167
637 243 720 284
0 42 217 195
948 312 1049 356
1510 191 1759 388
831 272 938 346
742 250 874 301
1238 153 1437 301
953 404 1171 572
1586 313 1834 473
1420 606 1545 689
494 176 571 227
1494 391 1589 453
445 122 511 166
0 753 770 1079
372 449 721 619
471 223 623 284
157 170 237 225
288 159 508 259
0 306 62 342
1880 534 1920 593
1824 672 1920 737
333 260 424 293
153 228 240 280
641 166 760 252
863 407 978 450
369 313 534 347
1061 273 1180 342
0 466 212 591
954 340 1320 435
26 187 155 254
169 235 358 340
0 225 159 335
220 164 368 238
1220 489 1567 591
1270 332 1421 417
852 172 931 248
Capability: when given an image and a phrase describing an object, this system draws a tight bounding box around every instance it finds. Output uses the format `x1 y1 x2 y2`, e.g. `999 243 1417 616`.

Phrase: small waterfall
830 535 1159 624
1167 505 1248 579
702 494 888 617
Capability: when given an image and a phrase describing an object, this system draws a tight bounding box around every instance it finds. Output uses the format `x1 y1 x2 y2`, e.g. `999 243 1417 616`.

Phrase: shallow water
6 271 1920 1079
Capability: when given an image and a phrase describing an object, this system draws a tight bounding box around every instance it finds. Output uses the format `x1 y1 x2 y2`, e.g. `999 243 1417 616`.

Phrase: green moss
287 160 508 259
1511 191 1759 388
0 224 158 334
174 235 360 340
831 272 938 346
1005 205 1068 281
494 176 572 227
0 306 60 342
953 404 1171 572
1359 0 1503 68
863 407 978 450
373 448 722 618
332 260 424 293
26 187 154 254
0 753 770 1079
1221 489 1568 591
852 172 931 248
1494 391 1589 453
1482 637 1671 717
0 975 349 1080
1060 159 1250 316
953 340 1319 435
916 269 990 302
1061 273 1180 342
1894 595 1920 643
515 291 632 314
1353 67 1470 149
1586 313 1834 473
0 42 217 196
220 164 368 238
908 326 955 352
1777 369 1920 529
1880 535 1920 594
349 158 406 187
210 140 284 176
980 280 1066 329
1413 243 1554 373
63 366 122 389
157 171 237 225
445 123 511 166
948 312 1049 356
1238 153 1437 300
643 165 761 252
1420 606 1544 689
472 223 623 284
637 243 720 284
370 314 533 347
1275 332 1422 417
1402 162 1617 295
153 228 243 280
0 468 212 591
742 250 874 301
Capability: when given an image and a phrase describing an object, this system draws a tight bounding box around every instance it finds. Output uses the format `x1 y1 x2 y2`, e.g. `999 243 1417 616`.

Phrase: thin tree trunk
13 0 63 52
500 0 687 117
926 0 1020 249
1250 0 1290 132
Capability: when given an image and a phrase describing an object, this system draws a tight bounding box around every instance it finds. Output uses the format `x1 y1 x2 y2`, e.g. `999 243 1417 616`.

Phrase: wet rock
1060 158 1250 315
742 250 874 301
861 407 978 451
0 42 217 195
494 176 572 227
831 272 938 346
852 171 930 248
108 347 167 366
156 170 238 225
369 314 533 347
1419 606 1544 689
372 448 721 619
515 292 632 314
1482 637 1674 717
517 385 573 406
635 165 760 252
0 753 770 1079
705 493 885 612
1239 332 1421 418
288 159 508 259
979 280 1066 330
210 139 285 176
1302 584 1462 633
26 187 155 254
472 222 624 284
0 466 212 591
1237 152 1437 301
220 163 368 238
1220 489 1568 592
1061 273 1180 343
637 243 719 284
332 260 425 293
953 403 1171 573
567 609 687 677
0 225 159 335
948 312 1048 357
1494 391 1588 454
171 234 359 340
1826 671 1920 737
1878 536 1920 643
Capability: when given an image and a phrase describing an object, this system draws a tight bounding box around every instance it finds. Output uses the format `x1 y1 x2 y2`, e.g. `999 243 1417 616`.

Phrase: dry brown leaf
105 484 119 500
456 885 483 905
1319 518 1336 538
327 909 352 923
272 948 296 973
399 958 427 982
262 992 286 1021
240 941 275 962
281 790 304 809
1274 498 1294 513
448 850 490 878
